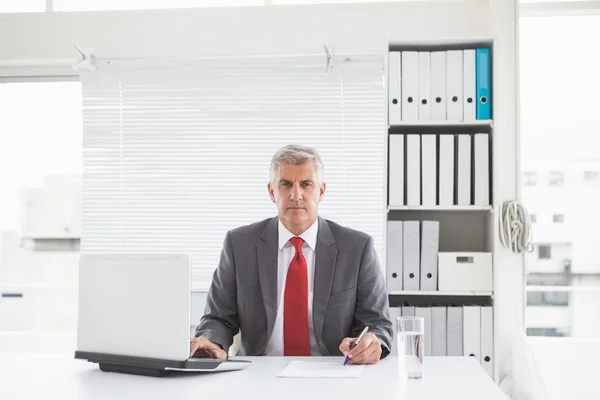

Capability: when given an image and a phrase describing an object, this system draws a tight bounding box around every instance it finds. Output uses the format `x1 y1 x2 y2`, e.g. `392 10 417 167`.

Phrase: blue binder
476 48 491 120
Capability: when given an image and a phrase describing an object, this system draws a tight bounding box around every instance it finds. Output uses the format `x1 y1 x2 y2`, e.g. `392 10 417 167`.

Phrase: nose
290 183 303 201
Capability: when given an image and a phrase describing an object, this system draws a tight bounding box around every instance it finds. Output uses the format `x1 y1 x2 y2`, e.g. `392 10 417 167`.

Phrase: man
190 144 392 365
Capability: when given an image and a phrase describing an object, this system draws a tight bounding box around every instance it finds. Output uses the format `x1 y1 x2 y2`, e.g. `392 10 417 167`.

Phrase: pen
343 326 369 366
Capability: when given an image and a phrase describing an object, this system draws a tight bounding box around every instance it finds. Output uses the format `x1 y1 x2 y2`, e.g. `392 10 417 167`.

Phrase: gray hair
269 144 324 185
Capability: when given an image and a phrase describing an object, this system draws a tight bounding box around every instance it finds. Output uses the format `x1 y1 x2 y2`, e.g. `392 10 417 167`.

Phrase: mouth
287 207 305 210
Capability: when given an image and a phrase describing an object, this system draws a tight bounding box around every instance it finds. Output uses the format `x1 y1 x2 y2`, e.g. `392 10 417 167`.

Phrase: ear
319 181 326 201
267 182 276 203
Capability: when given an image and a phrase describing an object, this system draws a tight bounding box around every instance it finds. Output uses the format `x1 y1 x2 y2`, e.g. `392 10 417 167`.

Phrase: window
54 0 263 11
526 328 569 337
79 55 386 291
549 171 564 186
530 214 537 223
521 15 600 343
527 273 571 306
0 81 82 230
538 245 552 260
528 273 571 287
524 172 538 186
0 0 45 12
584 171 599 181
527 291 570 306
0 80 82 351
272 0 426 3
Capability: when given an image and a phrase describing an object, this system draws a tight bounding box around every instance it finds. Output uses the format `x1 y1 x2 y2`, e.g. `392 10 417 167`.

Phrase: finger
200 343 228 359
348 334 375 359
189 342 201 357
339 337 354 356
349 334 380 363
191 345 211 358
214 348 228 360
190 337 227 359
350 342 381 365
190 338 213 357
204 348 219 358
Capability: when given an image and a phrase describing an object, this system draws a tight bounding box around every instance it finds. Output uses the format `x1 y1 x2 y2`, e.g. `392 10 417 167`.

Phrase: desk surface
0 355 506 400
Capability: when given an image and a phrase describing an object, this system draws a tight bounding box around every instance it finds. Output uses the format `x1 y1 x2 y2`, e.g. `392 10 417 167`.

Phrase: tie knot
289 237 304 253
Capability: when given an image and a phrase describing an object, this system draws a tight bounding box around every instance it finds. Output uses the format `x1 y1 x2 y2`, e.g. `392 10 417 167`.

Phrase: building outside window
549 171 564 186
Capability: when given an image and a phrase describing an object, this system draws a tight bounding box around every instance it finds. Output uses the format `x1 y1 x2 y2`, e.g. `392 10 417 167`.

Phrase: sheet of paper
276 361 365 378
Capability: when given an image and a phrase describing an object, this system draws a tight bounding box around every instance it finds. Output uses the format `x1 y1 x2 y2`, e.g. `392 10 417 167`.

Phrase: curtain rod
0 59 77 68
0 44 381 71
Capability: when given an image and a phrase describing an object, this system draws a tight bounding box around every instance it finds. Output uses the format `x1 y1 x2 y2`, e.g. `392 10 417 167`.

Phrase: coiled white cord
499 200 534 254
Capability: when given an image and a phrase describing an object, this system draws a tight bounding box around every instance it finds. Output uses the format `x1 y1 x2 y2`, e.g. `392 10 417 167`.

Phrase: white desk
0 355 506 399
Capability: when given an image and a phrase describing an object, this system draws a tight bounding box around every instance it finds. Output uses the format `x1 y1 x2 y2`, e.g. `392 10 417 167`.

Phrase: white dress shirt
264 219 321 356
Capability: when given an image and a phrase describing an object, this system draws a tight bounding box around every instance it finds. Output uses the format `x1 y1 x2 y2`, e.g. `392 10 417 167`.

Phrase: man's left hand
339 333 382 365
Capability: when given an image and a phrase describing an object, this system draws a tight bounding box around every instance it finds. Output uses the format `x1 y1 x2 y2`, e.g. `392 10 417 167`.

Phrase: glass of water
396 316 424 379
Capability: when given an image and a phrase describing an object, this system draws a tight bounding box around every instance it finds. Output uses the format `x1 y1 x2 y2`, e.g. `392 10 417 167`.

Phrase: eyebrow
279 179 314 185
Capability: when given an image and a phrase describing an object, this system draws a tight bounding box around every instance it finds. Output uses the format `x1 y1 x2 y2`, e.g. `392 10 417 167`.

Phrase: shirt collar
278 218 319 251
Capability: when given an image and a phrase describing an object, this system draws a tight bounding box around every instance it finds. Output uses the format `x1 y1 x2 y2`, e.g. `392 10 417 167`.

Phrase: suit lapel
313 217 338 345
257 217 279 340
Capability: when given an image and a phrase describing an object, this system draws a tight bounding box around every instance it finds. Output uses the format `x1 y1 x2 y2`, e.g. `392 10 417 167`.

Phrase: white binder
421 135 436 206
463 306 481 362
388 51 402 124
463 49 476 121
406 134 421 206
474 133 490 205
415 307 432 357
389 307 403 356
431 307 447 356
446 50 463 121
402 51 419 121
386 221 403 291
430 51 447 120
438 134 455 206
402 221 420 290
418 52 431 121
419 220 439 291
457 134 472 205
388 135 404 206
480 306 494 377
446 307 463 357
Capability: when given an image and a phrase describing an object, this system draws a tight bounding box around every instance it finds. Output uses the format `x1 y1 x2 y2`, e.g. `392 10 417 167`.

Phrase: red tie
284 237 311 356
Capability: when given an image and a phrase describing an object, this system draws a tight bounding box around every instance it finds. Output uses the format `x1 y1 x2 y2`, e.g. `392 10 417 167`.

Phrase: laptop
74 253 250 377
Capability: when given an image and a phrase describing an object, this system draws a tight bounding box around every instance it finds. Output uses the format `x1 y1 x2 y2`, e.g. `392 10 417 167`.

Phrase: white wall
487 0 524 385
0 2 489 65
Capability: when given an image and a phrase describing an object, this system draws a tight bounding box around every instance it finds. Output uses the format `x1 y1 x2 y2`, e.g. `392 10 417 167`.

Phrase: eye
281 182 291 188
302 182 312 188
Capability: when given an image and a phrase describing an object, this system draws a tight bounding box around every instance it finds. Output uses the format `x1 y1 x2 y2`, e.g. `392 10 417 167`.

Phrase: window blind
80 54 386 290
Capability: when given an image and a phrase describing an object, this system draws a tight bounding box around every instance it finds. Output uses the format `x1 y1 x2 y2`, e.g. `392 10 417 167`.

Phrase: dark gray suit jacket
195 216 393 358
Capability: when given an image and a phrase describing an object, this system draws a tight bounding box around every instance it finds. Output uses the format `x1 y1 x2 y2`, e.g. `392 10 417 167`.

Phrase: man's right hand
189 336 228 359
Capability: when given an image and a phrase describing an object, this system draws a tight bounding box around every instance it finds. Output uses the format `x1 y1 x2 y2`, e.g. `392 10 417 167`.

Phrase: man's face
268 162 326 235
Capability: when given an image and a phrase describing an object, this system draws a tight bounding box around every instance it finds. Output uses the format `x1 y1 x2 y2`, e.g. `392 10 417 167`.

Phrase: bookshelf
389 291 493 297
390 120 492 128
388 205 492 211
384 38 496 379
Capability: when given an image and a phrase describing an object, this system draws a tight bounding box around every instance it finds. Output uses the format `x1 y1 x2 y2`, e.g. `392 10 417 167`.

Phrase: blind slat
81 55 385 288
